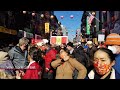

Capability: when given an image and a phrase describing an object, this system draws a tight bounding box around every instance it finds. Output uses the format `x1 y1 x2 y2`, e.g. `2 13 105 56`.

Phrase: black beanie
67 42 73 47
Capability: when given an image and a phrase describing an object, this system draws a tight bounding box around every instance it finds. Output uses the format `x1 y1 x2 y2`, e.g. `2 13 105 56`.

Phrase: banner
0 26 17 35
86 16 90 35
45 23 49 33
50 36 68 45
98 34 105 42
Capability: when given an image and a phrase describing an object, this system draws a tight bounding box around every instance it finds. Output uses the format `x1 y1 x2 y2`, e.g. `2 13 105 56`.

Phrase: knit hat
105 33 120 45
87 41 93 45
67 42 74 47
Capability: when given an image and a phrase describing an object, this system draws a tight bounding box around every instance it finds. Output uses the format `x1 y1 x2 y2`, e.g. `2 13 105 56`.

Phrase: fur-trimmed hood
0 51 9 64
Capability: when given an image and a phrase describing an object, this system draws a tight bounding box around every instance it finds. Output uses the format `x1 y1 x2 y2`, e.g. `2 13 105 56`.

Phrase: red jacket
44 48 57 72
22 61 42 79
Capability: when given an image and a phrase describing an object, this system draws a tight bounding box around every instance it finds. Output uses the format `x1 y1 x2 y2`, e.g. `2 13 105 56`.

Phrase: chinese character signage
50 36 68 45
45 23 49 33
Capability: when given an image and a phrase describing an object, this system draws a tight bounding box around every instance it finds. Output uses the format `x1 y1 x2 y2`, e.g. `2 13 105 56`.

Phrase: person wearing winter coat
0 51 15 79
105 33 120 75
8 37 29 69
16 47 42 79
51 48 87 79
86 48 120 79
41 43 57 79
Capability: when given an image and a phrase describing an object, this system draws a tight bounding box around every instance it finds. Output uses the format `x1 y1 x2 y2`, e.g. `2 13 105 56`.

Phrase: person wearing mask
86 48 120 79
8 37 29 69
51 48 87 79
105 33 120 74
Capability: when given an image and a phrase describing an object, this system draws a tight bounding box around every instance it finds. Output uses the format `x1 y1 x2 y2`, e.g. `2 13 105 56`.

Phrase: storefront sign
50 36 68 45
45 23 49 33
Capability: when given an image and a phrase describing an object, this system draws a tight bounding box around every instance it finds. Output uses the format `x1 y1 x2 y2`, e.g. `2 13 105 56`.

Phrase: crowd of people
0 33 120 79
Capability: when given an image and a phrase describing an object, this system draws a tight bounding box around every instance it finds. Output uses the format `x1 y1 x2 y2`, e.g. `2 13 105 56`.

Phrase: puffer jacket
8 46 28 69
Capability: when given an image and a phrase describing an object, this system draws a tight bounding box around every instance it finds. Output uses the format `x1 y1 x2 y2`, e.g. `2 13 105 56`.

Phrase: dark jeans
42 72 54 79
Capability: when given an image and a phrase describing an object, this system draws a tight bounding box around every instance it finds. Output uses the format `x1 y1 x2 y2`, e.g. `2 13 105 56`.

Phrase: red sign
50 36 68 45
31 38 42 44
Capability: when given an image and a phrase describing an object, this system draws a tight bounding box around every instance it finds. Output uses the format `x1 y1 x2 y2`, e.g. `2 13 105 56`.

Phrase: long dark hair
29 47 39 62
94 48 115 62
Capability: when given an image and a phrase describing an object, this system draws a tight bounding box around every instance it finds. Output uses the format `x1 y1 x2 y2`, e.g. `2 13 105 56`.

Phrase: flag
86 16 90 35
88 13 94 24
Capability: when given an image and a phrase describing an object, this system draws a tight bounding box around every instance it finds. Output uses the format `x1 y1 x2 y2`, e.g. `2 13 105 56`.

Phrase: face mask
108 46 117 54
93 60 111 75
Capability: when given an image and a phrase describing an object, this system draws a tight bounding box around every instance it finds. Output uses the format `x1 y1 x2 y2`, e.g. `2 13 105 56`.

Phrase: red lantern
60 16 64 19
23 11 26 14
70 15 74 19
32 12 35 16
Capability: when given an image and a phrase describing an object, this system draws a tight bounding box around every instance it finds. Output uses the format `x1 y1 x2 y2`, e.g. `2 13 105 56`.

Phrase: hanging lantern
50 15 54 19
70 15 74 19
41 14 44 18
60 16 64 19
23 11 26 14
92 12 95 15
32 12 35 16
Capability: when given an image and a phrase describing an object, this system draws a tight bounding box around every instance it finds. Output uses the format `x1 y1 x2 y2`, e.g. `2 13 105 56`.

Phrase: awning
0 26 17 35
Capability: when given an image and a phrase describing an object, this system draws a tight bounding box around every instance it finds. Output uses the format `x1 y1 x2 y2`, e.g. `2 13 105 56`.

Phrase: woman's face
59 50 67 59
93 50 115 75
